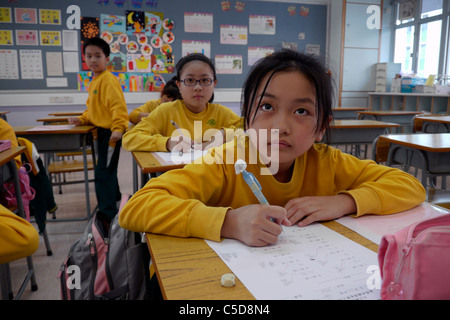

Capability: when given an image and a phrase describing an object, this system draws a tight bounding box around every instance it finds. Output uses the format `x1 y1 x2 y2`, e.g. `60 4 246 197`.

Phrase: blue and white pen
235 159 278 223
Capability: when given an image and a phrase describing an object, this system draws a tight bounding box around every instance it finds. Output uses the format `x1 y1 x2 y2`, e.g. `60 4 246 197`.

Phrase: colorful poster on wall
151 54 173 73
14 8 37 24
108 52 126 72
39 31 61 46
80 17 100 70
126 10 145 35
220 25 247 45
0 30 13 45
100 14 126 35
215 54 242 74
145 12 163 36
39 9 61 25
249 15 276 35
78 71 93 91
0 7 12 23
127 53 152 72
16 30 38 46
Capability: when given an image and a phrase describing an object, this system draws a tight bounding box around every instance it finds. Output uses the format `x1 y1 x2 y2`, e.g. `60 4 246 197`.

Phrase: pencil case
378 213 450 300
0 140 12 152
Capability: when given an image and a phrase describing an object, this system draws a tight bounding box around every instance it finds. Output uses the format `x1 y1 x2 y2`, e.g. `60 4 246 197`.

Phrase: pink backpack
1 163 35 221
378 213 450 300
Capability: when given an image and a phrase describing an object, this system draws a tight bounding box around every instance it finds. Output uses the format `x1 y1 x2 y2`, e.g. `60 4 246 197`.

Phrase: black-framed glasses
180 78 213 87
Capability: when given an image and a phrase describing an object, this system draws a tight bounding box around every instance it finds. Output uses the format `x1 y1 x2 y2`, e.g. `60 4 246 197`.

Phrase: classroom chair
373 136 449 202
411 114 448 133
0 155 38 299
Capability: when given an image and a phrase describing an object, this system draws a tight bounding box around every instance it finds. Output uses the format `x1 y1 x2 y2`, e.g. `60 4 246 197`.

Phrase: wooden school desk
36 116 70 125
0 146 38 300
131 151 185 193
328 120 400 158
379 133 450 192
419 115 450 133
14 125 96 220
147 220 377 300
48 111 83 116
146 202 448 300
357 111 424 133
332 107 368 119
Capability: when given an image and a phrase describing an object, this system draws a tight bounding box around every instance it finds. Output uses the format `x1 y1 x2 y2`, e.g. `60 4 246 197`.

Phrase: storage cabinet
368 92 450 114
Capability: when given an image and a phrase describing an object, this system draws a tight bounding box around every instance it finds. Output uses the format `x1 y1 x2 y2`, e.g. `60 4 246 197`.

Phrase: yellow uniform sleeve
128 99 161 124
0 205 39 264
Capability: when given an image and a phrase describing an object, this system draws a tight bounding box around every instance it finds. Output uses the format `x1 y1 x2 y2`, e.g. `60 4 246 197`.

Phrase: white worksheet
206 223 380 300
153 149 208 165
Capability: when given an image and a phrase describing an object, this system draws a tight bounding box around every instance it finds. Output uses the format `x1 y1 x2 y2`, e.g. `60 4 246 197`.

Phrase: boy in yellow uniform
69 37 129 222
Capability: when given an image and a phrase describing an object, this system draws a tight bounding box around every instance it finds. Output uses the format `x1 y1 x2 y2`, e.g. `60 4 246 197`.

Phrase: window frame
393 0 450 76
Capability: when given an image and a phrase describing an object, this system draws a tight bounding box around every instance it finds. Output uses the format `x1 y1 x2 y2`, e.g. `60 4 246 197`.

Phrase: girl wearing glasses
122 53 242 152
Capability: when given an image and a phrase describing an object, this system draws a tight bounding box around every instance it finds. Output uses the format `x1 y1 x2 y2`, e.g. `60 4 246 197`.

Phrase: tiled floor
7 149 135 300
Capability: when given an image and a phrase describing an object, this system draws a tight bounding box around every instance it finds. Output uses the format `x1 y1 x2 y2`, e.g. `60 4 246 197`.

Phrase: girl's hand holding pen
166 135 194 153
221 205 291 247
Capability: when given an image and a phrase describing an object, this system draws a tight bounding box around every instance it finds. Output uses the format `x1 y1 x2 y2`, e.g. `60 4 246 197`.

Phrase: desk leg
82 134 92 220
132 158 138 194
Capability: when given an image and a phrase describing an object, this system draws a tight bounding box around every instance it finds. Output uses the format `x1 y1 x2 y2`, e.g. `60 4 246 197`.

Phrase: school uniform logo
206 119 216 126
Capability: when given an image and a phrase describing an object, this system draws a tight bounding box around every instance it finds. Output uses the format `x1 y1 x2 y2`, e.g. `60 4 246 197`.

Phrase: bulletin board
0 0 328 91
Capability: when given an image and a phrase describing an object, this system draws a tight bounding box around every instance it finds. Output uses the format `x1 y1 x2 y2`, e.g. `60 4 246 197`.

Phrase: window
417 20 442 76
394 26 415 73
393 0 449 78
421 0 443 18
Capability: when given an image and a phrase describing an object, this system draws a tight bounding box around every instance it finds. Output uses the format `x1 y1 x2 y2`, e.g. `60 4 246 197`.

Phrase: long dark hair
176 53 216 103
241 49 334 144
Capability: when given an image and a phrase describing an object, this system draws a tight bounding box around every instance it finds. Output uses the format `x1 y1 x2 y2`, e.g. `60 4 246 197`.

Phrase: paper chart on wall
206 223 380 300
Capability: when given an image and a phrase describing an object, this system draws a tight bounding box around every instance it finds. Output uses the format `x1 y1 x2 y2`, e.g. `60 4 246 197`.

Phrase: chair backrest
372 136 391 163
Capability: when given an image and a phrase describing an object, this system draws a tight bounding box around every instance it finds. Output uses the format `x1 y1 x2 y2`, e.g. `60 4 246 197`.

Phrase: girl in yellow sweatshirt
128 76 181 124
119 49 426 247
122 53 242 152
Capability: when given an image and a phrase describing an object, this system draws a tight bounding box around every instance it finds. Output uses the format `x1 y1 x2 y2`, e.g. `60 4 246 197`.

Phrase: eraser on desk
221 273 236 288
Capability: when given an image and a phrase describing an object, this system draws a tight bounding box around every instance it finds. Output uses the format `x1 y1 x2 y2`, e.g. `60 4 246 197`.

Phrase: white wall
0 0 343 126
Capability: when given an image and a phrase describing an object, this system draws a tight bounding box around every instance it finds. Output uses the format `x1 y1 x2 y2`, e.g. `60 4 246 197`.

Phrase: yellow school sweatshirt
0 204 39 264
119 138 426 242
128 98 162 124
122 99 242 152
78 70 129 133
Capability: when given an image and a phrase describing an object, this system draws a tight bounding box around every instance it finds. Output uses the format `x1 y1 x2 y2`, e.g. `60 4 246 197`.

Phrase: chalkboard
0 0 328 90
